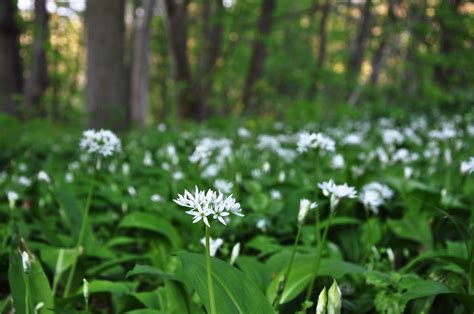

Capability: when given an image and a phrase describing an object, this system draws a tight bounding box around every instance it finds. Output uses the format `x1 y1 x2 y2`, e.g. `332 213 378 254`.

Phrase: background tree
0 0 23 116
85 0 128 130
24 0 49 117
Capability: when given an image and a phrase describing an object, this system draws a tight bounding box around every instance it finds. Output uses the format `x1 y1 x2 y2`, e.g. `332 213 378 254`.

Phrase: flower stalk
205 226 217 314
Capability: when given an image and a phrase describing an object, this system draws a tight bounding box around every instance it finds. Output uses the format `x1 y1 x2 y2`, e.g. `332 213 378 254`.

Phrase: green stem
25 274 30 314
273 225 302 309
304 210 335 307
468 208 474 294
205 226 217 314
64 175 95 297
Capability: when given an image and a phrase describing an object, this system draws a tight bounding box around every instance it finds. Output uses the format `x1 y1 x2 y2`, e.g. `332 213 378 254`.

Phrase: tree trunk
164 0 203 120
24 0 49 117
86 0 128 130
196 0 224 118
347 0 372 79
0 0 23 116
369 0 397 85
130 0 156 128
242 0 276 114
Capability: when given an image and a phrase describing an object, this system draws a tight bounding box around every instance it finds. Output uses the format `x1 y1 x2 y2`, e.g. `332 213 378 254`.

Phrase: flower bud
316 286 327 314
230 242 241 265
328 279 342 314
21 251 32 273
83 278 89 299
7 191 19 209
298 199 317 225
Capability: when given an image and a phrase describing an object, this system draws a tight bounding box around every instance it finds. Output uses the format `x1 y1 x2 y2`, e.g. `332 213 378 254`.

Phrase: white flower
316 287 327 314
460 157 474 175
297 132 335 153
21 251 31 273
230 242 241 265
37 170 51 184
343 133 363 145
330 154 345 169
382 129 404 146
174 187 244 227
278 171 286 183
214 179 233 194
359 182 393 214
200 237 224 257
18 176 32 187
172 171 184 180
143 151 154 166
271 189 282 200
83 278 89 299
256 219 267 232
7 191 19 209
238 127 251 138
298 199 317 224
19 163 27 172
318 179 357 210
128 186 137 196
202 164 220 178
65 172 74 183
151 194 162 202
80 129 121 157
404 166 414 179
157 123 167 132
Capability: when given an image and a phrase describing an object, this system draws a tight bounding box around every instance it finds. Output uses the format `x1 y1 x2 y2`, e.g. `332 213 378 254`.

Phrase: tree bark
0 0 23 116
347 0 372 79
130 0 155 128
24 0 49 116
163 0 202 120
242 0 276 114
86 0 128 130
369 0 398 85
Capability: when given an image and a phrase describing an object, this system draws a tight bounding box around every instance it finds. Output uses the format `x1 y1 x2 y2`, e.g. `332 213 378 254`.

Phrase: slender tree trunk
242 0 276 114
197 0 224 118
164 0 203 120
308 0 330 98
24 0 49 117
369 0 397 85
130 0 155 128
86 0 128 130
0 0 23 116
347 0 372 79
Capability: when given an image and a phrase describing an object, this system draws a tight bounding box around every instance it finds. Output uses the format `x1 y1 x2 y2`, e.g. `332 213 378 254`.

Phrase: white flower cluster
359 182 394 214
318 179 357 209
174 187 244 227
80 129 121 157
297 132 335 153
460 157 474 175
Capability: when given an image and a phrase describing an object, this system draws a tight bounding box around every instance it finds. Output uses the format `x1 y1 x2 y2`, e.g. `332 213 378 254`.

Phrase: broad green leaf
77 280 137 296
267 254 366 304
399 276 451 304
119 212 182 248
236 256 270 293
126 264 178 281
387 215 433 250
9 249 54 314
246 235 282 257
176 252 275 314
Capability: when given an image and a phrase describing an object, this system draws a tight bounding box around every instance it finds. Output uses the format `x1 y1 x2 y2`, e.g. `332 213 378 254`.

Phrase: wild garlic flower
359 182 393 214
214 179 233 194
328 280 342 314
37 170 51 184
297 132 335 153
7 191 19 209
298 199 317 225
174 187 244 227
200 237 224 257
460 157 474 175
316 287 327 314
318 179 357 210
83 278 90 299
80 129 121 157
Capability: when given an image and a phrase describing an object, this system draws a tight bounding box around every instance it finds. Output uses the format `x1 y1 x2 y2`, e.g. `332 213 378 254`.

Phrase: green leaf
8 249 54 314
387 214 433 250
126 264 178 281
79 280 137 297
267 254 366 304
119 212 182 248
399 276 451 304
176 252 275 314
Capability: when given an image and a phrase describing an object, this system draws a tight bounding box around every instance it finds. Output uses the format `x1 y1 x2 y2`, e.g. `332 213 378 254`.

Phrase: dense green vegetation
1 112 474 313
